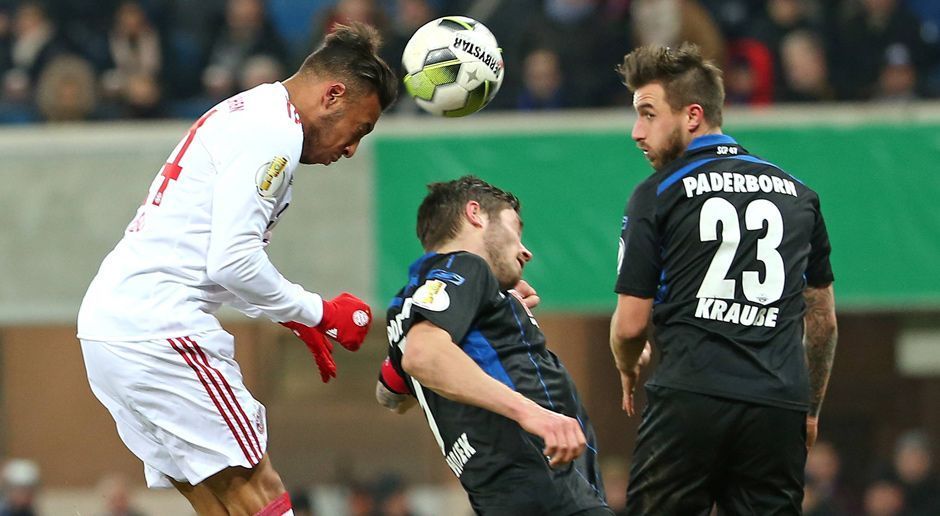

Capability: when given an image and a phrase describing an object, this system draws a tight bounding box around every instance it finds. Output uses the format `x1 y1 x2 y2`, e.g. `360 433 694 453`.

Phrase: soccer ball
402 16 504 117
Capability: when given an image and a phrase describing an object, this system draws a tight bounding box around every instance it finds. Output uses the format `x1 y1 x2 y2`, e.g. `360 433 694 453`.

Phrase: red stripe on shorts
168 338 257 464
185 336 263 462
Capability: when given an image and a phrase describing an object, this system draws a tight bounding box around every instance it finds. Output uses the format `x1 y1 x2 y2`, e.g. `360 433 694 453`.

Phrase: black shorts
625 385 806 515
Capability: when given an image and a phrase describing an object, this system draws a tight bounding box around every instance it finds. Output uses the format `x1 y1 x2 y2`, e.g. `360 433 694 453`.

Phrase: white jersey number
697 198 785 305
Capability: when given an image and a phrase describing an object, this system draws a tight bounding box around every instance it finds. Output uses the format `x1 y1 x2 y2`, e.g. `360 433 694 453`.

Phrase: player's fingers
549 420 581 467
624 391 634 416
513 279 537 298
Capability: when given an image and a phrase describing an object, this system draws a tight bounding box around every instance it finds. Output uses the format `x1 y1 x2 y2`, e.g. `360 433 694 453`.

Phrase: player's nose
520 244 533 263
631 121 644 142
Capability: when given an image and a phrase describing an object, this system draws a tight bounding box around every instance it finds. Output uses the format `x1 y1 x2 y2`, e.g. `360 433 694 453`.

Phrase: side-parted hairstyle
417 175 521 251
299 22 398 110
617 43 725 127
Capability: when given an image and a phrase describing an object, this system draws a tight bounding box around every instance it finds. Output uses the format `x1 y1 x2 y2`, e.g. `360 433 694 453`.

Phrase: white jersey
78 82 324 341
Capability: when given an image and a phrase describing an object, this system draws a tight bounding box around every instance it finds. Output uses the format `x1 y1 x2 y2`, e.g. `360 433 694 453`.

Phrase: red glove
280 321 336 383
317 292 373 351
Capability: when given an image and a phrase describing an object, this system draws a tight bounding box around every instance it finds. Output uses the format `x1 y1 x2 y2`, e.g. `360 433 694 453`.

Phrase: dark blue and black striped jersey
384 251 607 515
615 134 834 411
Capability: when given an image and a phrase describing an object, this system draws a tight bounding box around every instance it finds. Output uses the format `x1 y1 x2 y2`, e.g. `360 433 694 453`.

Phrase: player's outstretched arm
610 294 654 416
403 321 586 467
803 283 837 449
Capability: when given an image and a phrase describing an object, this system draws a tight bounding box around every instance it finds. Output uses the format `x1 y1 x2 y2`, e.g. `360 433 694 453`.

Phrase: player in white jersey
77 23 397 516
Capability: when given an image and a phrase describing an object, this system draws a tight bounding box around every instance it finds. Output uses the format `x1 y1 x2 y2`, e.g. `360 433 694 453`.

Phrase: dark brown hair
417 175 520 251
299 22 398 109
617 43 724 127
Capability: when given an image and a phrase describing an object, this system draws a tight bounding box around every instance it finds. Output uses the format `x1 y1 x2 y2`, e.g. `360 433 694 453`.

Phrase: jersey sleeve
408 253 496 345
204 120 324 326
615 179 662 297
805 195 834 287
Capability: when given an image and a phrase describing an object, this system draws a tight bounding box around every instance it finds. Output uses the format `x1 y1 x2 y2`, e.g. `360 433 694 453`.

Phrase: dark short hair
299 22 398 109
617 43 724 127
417 175 521 251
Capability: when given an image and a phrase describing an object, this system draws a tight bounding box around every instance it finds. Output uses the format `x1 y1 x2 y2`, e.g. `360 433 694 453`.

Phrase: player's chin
498 270 523 291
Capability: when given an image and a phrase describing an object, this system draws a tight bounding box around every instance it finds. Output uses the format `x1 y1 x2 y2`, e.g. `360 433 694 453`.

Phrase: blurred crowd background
2 431 938 515
0 0 939 123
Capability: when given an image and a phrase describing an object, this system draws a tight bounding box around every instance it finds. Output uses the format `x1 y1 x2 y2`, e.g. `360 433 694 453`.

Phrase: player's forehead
633 82 668 110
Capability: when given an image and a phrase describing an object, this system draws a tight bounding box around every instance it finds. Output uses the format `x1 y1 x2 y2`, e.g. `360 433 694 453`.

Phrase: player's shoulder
204 83 303 164
229 83 299 126
425 251 492 279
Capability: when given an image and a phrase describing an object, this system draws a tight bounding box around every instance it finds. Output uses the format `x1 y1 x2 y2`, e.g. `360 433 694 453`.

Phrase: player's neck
282 74 317 123
434 237 486 260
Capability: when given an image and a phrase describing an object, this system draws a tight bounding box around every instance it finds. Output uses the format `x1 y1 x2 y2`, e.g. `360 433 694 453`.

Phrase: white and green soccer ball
402 16 504 117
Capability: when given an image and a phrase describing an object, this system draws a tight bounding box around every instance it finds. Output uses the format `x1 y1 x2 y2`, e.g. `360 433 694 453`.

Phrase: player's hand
517 403 586 468
806 415 819 450
280 321 337 383
317 292 372 351
620 341 652 416
509 279 540 309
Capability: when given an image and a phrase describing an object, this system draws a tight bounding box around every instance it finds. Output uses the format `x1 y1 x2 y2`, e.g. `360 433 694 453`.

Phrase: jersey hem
648 381 809 412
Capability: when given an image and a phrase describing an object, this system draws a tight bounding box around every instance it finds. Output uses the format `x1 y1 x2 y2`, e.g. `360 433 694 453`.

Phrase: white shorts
81 330 268 488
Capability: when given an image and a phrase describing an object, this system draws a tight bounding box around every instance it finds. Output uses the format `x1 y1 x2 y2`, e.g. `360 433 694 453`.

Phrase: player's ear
687 104 704 132
465 201 486 228
324 82 347 107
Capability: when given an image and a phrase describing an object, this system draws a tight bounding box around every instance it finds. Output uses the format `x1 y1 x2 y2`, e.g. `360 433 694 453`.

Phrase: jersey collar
686 133 738 152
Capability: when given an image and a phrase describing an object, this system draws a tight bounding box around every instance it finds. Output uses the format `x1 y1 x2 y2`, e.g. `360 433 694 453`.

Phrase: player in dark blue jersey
376 176 612 516
609 44 838 515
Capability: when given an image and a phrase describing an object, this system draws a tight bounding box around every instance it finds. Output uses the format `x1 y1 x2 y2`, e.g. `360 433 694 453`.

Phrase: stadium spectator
203 0 288 100
373 473 415 516
862 478 906 516
347 479 377 516
516 48 567 110
778 29 834 102
3 1 69 85
805 440 854 514
310 0 388 62
724 38 775 105
379 0 437 114
34 54 97 122
829 0 930 100
875 42 919 101
748 0 820 99
0 68 38 123
889 430 940 516
238 54 285 91
518 0 625 108
804 475 841 516
380 0 436 79
0 459 40 516
100 1 161 100
96 473 146 516
289 487 315 516
632 0 726 66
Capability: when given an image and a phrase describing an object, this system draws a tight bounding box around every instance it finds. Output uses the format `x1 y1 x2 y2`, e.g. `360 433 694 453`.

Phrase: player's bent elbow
206 252 248 291
400 342 432 381
611 315 647 344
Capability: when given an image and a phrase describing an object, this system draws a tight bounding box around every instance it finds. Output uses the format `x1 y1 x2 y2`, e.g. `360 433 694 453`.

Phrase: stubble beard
652 125 686 171
483 224 521 290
